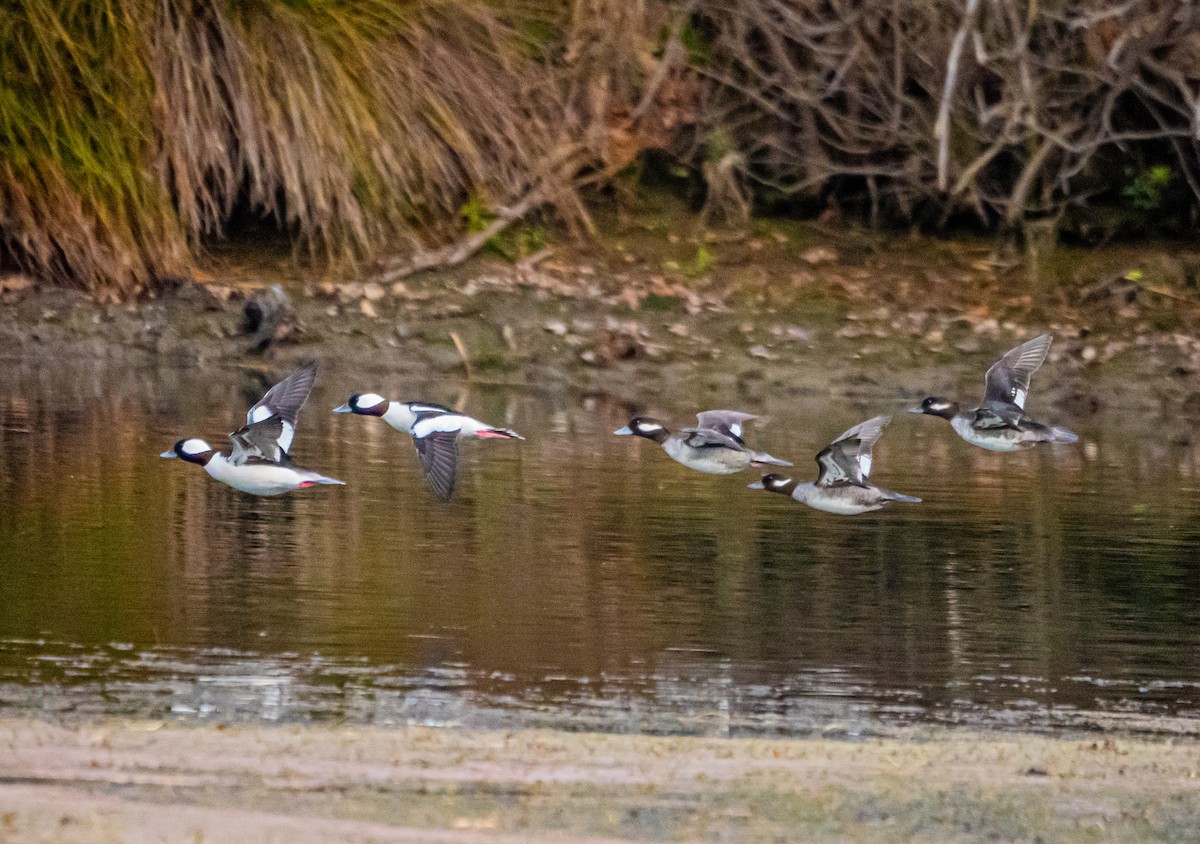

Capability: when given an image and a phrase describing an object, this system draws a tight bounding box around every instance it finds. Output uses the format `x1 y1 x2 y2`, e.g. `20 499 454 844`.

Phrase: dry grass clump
0 0 571 297
0 2 187 298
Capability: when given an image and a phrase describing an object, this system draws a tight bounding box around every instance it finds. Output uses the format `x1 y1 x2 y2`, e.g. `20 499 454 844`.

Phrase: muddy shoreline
1 717 1198 842
3 224 1200 423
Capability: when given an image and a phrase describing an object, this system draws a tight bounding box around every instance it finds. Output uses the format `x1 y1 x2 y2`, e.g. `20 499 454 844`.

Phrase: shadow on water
2 359 1200 736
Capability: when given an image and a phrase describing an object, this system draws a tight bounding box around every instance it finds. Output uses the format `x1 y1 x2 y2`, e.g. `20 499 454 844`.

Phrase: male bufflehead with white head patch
161 362 344 496
333 393 522 502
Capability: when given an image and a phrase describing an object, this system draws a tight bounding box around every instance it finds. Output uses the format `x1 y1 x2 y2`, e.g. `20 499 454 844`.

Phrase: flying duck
748 415 920 514
614 410 792 475
909 334 1079 451
161 362 345 496
333 394 522 502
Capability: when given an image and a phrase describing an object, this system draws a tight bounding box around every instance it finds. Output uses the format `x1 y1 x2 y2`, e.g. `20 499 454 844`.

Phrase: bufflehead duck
909 334 1079 451
161 362 345 496
614 410 792 475
333 394 522 502
748 415 920 515
332 394 453 433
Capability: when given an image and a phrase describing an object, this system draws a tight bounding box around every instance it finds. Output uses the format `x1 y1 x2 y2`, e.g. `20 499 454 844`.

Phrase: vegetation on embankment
3 1 1200 298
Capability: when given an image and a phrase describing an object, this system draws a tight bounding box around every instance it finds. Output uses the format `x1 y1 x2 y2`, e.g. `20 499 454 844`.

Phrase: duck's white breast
663 438 748 474
205 454 303 496
951 416 1026 452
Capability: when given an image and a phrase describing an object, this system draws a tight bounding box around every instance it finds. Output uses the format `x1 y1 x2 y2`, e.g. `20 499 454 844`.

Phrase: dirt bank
4 218 1200 422
0 718 1197 842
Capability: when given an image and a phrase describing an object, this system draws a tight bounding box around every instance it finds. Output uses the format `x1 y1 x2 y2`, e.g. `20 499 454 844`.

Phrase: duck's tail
299 474 347 488
1050 426 1079 444
750 451 793 468
478 428 524 440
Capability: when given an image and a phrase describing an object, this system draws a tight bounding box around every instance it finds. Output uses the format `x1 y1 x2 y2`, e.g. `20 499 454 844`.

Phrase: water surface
2 359 1199 737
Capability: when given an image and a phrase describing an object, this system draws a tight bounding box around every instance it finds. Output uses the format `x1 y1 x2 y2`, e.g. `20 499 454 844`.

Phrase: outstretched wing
972 405 1022 430
984 335 1050 410
413 431 459 502
682 428 747 451
245 361 318 453
815 415 890 487
229 416 290 465
689 410 757 442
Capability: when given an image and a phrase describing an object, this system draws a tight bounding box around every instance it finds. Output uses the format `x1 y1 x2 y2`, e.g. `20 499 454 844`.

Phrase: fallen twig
449 330 473 379
369 193 539 285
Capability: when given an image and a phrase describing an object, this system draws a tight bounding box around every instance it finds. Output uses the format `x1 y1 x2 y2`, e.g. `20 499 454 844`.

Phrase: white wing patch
859 453 873 481
1014 387 1028 409
412 414 468 438
248 405 273 424
278 421 295 454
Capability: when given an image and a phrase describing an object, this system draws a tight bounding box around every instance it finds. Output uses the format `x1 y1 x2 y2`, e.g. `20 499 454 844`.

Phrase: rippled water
2 358 1200 736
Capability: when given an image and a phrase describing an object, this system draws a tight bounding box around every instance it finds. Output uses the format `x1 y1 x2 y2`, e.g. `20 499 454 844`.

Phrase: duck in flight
748 415 920 514
614 410 792 475
331 394 454 434
909 334 1078 451
333 393 523 502
161 362 345 496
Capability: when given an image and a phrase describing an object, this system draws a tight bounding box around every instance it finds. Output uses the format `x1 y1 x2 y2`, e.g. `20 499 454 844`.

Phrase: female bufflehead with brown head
615 410 791 475
161 362 345 496
909 334 1078 451
748 415 919 515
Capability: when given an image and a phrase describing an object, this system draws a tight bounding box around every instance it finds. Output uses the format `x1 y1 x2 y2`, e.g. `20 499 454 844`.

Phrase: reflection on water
2 359 1200 736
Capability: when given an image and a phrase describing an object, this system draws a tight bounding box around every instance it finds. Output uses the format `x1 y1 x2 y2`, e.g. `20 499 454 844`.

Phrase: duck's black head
909 396 959 420
161 438 214 466
614 417 670 443
333 393 388 416
748 473 798 495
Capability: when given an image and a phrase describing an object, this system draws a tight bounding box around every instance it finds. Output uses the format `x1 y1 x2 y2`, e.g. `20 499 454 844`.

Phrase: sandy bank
1 718 1198 842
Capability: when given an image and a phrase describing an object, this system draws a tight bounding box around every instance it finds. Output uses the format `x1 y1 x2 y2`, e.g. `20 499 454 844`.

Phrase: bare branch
937 0 982 191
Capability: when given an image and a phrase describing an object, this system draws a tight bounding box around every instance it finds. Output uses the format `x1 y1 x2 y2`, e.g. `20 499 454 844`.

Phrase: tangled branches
690 0 1200 233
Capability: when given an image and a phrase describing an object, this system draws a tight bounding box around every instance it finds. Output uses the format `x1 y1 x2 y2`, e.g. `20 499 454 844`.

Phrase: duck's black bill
613 426 633 435
159 450 178 458
332 403 353 413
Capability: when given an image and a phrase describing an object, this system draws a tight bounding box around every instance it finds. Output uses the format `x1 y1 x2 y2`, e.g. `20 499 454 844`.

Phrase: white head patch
636 421 664 433
181 438 211 455
355 393 386 410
